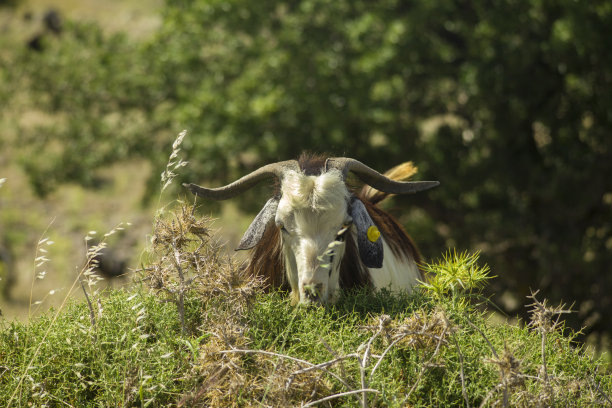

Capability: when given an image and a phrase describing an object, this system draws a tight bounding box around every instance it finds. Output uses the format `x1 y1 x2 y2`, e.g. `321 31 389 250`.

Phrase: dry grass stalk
28 221 56 317
9 223 130 406
526 290 573 336
160 129 188 193
80 224 130 327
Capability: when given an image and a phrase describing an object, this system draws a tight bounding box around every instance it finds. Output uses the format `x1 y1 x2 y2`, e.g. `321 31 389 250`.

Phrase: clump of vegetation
142 203 217 332
1 288 200 406
141 201 261 334
1 222 611 406
138 223 612 407
139 129 261 335
419 250 493 300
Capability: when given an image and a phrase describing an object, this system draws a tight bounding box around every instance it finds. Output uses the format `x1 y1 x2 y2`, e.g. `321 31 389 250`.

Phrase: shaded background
1 0 610 354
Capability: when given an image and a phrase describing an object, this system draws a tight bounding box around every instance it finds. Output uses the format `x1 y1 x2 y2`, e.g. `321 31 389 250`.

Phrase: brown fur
244 154 422 292
245 224 289 292
297 152 328 176
338 231 373 289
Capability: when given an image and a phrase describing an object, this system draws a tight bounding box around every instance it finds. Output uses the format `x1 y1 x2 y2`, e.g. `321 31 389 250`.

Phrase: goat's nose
303 283 324 303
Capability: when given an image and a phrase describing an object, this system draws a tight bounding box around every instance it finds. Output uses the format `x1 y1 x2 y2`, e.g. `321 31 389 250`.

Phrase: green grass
2 282 610 407
1 204 611 406
1 288 204 406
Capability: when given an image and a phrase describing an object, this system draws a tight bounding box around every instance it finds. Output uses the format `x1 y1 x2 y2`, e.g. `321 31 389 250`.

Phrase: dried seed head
486 345 524 388
161 130 189 192
526 290 573 334
363 308 453 351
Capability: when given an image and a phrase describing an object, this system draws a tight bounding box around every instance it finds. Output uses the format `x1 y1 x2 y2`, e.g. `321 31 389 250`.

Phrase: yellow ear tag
367 226 380 242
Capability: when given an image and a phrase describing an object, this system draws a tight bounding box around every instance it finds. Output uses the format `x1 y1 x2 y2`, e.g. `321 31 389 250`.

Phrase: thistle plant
526 289 573 336
419 250 493 299
526 290 574 404
143 203 214 332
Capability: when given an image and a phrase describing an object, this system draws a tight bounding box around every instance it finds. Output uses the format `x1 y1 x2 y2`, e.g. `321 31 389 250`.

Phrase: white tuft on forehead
281 169 350 211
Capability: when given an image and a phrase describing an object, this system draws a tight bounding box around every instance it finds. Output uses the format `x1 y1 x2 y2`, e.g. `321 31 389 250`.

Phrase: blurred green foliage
4 0 612 345
9 22 166 196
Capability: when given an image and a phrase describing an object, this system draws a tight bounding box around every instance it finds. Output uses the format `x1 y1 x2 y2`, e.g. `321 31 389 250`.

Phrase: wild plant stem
357 353 368 408
28 218 55 319
452 335 471 408
81 280 96 328
288 354 359 378
299 389 380 408
541 330 548 383
593 379 612 406
220 348 353 390
465 319 509 407
403 327 449 404
540 330 555 406
171 245 186 333
360 331 379 408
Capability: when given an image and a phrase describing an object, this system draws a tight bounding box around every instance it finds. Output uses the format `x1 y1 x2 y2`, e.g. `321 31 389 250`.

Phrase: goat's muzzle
302 282 324 304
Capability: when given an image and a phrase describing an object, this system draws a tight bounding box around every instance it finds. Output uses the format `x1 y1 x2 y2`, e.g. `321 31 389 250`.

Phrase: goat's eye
277 222 288 233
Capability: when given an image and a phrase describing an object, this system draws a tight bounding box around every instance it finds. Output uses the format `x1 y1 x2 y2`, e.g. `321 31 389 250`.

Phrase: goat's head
184 157 438 304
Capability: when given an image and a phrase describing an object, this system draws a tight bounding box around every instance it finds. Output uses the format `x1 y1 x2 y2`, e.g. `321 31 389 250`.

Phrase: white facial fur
276 169 351 304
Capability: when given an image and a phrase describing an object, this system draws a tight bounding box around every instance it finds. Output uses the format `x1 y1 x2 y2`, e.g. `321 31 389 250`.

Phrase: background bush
4 0 612 346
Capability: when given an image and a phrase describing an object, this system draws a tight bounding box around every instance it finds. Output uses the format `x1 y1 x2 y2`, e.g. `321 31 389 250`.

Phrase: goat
184 154 439 304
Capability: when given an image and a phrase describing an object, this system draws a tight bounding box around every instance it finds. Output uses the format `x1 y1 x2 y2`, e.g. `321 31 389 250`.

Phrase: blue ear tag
349 197 383 268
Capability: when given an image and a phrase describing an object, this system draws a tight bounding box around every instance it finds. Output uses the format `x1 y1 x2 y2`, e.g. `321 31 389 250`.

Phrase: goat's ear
236 198 279 251
349 198 383 268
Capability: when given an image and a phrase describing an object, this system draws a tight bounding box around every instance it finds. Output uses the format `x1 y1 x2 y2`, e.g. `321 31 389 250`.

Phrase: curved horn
183 160 299 200
325 157 439 194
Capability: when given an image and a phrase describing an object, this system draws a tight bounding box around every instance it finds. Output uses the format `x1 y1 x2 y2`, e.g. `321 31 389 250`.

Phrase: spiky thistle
419 250 493 299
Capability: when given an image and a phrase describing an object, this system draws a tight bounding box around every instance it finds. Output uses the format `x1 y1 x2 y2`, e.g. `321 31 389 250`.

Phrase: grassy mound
1 208 611 407
2 287 611 406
